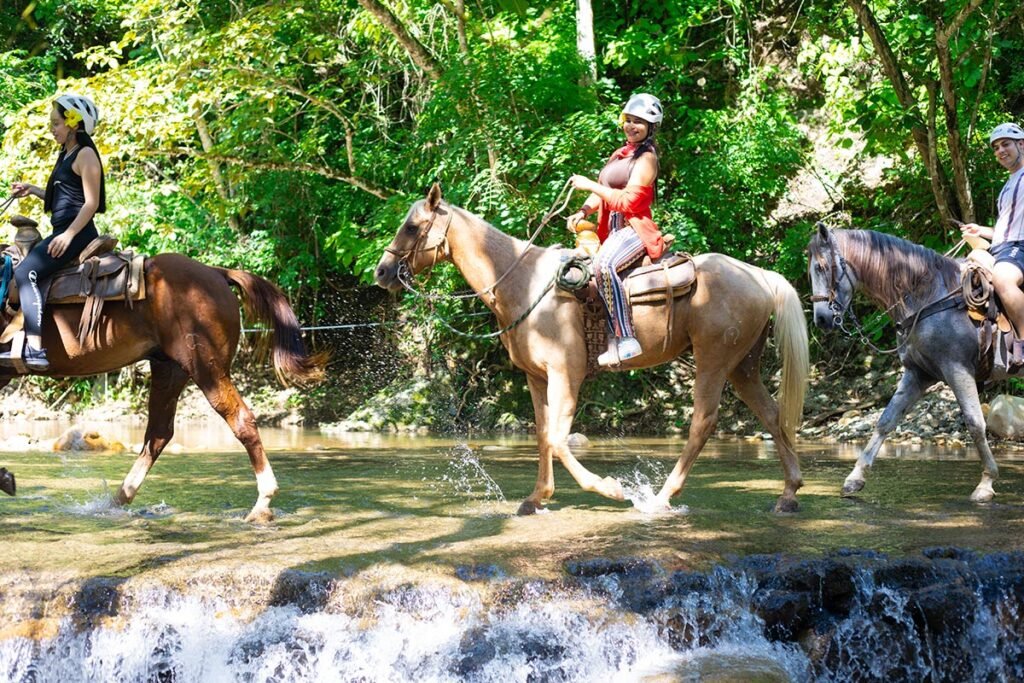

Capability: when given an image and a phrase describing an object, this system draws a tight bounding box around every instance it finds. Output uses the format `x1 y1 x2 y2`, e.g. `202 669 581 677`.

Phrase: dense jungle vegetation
1 0 1023 431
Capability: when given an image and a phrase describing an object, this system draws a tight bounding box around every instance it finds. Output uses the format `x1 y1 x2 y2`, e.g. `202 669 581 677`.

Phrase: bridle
809 229 855 328
384 205 454 269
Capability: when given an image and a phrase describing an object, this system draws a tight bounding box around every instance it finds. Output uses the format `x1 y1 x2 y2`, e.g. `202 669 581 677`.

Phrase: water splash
617 458 689 515
434 444 506 505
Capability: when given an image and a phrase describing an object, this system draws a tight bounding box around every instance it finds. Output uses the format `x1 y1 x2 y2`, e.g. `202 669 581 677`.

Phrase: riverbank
0 350 1017 453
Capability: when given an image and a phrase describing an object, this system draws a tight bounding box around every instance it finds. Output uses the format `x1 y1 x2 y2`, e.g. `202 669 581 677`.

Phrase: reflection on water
2 429 1024 681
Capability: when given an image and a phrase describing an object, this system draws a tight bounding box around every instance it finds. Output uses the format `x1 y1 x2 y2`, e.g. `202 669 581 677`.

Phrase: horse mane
815 229 962 310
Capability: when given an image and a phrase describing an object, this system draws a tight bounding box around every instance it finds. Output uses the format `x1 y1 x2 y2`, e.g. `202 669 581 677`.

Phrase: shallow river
1 425 1023 681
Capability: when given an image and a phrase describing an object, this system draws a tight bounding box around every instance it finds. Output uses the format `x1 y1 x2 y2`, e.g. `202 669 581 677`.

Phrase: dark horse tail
217 268 327 386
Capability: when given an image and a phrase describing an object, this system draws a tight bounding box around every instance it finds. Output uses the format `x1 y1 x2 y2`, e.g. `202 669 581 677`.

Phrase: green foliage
0 0 1021 432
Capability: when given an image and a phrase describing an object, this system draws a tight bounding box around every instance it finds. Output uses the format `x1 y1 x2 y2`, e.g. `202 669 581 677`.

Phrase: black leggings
16 226 98 337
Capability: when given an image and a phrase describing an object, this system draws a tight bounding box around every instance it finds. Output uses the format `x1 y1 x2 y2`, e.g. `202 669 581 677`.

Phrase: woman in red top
568 93 665 366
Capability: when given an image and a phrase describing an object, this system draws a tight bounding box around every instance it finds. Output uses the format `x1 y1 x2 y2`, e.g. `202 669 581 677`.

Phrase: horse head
375 183 454 292
808 223 856 330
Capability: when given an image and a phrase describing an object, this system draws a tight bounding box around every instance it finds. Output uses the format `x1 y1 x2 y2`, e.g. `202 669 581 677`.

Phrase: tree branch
356 0 441 79
146 148 396 200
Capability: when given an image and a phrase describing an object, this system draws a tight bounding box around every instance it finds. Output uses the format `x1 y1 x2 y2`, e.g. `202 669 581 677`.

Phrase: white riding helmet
622 93 663 124
55 94 100 135
988 122 1024 145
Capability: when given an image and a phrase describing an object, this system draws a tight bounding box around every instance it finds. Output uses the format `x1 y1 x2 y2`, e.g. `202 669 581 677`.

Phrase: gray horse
808 224 997 502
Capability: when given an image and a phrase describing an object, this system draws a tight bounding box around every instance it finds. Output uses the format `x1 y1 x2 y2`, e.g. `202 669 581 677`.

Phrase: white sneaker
598 337 619 367
617 337 642 360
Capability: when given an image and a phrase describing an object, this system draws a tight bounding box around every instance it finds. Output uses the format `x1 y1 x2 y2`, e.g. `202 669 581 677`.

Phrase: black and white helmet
622 93 663 124
55 94 99 135
989 122 1024 144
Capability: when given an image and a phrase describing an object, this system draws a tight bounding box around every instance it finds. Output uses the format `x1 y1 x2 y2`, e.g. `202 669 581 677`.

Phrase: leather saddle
557 237 697 376
1 215 146 348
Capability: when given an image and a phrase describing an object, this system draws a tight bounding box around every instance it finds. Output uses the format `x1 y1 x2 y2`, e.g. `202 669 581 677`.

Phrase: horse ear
426 183 442 212
816 221 830 241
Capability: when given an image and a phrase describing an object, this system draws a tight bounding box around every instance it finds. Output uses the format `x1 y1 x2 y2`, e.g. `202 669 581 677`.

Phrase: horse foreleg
115 359 190 506
197 375 278 523
654 370 727 508
843 367 933 496
945 369 997 502
518 374 555 515
728 364 803 513
547 372 624 503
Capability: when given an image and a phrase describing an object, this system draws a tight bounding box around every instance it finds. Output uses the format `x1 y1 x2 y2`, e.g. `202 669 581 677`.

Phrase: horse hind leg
728 356 803 513
945 368 997 502
195 372 278 523
843 367 933 496
654 368 728 508
115 358 190 507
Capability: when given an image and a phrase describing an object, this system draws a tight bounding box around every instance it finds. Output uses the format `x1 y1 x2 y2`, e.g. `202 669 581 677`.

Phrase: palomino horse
0 252 324 521
376 185 809 514
808 225 997 502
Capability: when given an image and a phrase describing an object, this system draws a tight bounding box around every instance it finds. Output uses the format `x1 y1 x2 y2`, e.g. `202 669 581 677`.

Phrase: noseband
810 235 854 326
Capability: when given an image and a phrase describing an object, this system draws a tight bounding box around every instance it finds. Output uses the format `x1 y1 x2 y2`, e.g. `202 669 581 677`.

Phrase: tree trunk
846 0 957 224
192 111 241 231
935 25 974 222
576 0 597 84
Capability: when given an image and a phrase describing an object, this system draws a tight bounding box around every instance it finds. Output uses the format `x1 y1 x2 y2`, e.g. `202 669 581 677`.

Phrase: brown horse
0 252 324 521
375 185 809 514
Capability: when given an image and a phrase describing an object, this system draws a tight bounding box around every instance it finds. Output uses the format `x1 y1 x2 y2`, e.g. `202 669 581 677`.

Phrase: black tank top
49 147 91 232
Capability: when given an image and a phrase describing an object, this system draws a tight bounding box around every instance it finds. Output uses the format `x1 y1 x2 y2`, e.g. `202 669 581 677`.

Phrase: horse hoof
0 468 14 496
245 507 275 524
841 479 865 497
517 500 545 516
600 476 625 501
774 498 799 514
969 486 995 503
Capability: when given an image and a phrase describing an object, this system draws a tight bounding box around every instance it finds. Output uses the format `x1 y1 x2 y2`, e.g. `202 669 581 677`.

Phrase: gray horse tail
763 270 810 445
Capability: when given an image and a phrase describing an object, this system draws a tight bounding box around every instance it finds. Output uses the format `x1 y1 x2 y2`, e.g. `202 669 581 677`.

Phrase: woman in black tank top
7 94 105 370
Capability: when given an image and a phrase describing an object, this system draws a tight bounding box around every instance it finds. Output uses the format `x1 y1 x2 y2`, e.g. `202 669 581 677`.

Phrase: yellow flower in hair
64 109 83 129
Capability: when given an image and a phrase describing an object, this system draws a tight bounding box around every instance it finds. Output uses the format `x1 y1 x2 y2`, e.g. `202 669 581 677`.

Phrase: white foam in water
618 463 689 515
0 579 802 682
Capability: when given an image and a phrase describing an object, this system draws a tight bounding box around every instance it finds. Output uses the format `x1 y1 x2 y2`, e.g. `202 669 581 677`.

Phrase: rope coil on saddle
962 261 994 313
555 255 592 291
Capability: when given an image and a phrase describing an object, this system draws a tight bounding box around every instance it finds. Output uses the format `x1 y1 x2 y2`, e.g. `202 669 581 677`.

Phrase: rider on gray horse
962 122 1024 338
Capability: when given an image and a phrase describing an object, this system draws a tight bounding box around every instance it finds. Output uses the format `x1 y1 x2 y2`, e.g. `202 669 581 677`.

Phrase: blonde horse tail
763 270 809 444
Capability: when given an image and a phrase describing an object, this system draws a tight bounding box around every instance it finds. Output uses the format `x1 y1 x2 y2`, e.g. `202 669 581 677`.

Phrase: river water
1 425 1023 681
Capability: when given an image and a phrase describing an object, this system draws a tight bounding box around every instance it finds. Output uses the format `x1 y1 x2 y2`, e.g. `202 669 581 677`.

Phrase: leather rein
810 228 963 355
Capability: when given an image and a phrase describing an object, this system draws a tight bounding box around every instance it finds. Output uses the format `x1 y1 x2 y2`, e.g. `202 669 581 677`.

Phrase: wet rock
567 433 590 448
455 564 504 582
267 570 332 613
987 394 1024 439
754 590 811 641
70 577 126 628
873 558 942 592
663 652 792 682
456 628 497 676
53 425 127 453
